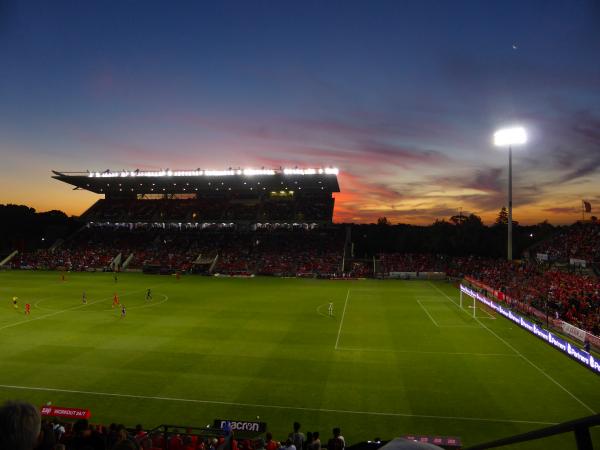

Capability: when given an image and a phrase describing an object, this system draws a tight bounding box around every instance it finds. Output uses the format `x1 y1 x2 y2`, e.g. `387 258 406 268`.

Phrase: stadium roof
52 168 340 195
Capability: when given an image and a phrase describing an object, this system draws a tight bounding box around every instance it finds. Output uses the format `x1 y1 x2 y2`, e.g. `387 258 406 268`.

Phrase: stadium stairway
122 252 135 270
110 252 122 271
49 238 64 251
0 250 18 266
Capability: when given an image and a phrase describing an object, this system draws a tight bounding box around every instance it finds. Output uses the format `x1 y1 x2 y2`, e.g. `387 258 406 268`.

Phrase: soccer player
25 303 31 315
82 291 87 305
112 293 119 308
12 296 18 310
145 288 152 301
120 304 126 319
328 302 334 317
113 272 118 283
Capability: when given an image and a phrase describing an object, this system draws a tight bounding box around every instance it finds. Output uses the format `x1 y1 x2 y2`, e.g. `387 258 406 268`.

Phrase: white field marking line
473 302 497 319
102 293 169 311
0 383 559 426
428 282 596 414
316 303 332 318
417 298 478 327
6 276 76 310
334 289 350 350
0 297 52 330
1 277 89 312
337 346 519 357
416 300 439 327
35 297 68 312
426 282 493 321
0 296 52 314
35 290 148 312
468 305 497 319
0 286 159 332
468 305 496 320
33 297 53 309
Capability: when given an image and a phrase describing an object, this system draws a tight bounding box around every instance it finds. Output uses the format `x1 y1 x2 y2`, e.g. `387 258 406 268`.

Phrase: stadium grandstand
52 168 340 225
38 167 345 277
7 169 600 337
2 169 599 450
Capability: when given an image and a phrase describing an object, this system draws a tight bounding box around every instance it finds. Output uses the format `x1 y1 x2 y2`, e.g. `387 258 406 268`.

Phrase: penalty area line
0 383 559 426
416 300 439 327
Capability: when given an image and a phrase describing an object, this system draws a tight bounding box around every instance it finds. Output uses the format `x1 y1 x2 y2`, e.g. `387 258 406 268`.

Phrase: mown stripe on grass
0 383 559 426
337 346 518 357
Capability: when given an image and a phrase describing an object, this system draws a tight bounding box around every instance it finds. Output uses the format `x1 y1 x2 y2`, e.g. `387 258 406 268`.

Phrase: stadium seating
534 221 600 263
14 226 345 277
12 226 600 335
446 257 600 335
80 196 334 224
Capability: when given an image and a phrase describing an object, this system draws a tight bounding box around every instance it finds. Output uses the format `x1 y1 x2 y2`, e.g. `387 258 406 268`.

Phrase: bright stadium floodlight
493 127 527 147
493 126 527 261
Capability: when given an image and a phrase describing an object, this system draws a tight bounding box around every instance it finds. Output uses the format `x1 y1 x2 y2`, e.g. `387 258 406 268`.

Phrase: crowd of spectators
81 196 333 224
446 256 600 335
10 224 600 334
535 221 600 262
13 226 345 278
357 253 599 334
0 402 348 450
378 254 444 273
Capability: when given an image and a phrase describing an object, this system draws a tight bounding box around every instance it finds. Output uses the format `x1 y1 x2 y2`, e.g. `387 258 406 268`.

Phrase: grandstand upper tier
52 167 340 224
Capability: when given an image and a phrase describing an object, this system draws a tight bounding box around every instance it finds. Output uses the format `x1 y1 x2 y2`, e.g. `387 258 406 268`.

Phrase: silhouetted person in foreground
0 400 41 450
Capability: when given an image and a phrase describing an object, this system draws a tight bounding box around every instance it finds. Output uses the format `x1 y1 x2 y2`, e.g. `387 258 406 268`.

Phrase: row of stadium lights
105 187 313 192
87 168 340 178
92 179 324 192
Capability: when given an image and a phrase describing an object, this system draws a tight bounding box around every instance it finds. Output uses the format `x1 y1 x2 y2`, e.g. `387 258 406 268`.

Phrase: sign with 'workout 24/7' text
41 406 91 419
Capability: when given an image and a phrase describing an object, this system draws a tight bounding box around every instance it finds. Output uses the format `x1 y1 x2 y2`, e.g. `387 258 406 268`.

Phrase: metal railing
465 414 600 450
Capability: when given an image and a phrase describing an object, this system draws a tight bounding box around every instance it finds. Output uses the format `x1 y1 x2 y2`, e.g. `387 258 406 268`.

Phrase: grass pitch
0 271 598 449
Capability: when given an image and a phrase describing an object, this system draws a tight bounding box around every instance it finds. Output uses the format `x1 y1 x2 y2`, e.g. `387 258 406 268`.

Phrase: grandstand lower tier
9 226 600 336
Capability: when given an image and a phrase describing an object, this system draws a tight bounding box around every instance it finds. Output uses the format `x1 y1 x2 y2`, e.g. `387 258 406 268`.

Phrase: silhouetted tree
495 207 509 226
377 217 391 226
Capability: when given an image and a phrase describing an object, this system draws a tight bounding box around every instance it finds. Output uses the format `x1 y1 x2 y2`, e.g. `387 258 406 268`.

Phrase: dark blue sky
1 0 599 223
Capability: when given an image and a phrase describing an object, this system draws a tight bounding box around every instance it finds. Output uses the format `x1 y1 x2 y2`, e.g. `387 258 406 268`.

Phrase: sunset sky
1 1 599 224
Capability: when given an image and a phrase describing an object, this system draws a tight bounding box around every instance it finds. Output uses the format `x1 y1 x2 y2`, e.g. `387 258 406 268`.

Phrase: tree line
0 204 81 254
0 203 568 259
350 208 561 259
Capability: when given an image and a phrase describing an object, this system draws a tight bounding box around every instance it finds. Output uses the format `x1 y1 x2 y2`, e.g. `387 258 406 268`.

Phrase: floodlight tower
493 127 527 260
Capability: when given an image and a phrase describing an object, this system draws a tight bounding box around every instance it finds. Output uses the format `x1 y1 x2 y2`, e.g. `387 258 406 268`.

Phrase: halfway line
334 289 350 350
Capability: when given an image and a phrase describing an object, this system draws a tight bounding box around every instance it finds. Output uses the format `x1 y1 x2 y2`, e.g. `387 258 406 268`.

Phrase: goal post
460 284 496 319
459 289 476 317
